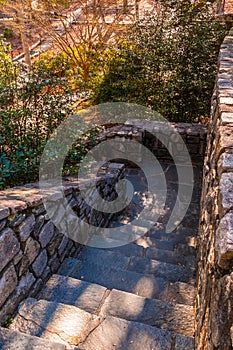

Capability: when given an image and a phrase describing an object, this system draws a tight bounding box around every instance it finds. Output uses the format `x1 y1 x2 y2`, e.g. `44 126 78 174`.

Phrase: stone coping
0 163 124 216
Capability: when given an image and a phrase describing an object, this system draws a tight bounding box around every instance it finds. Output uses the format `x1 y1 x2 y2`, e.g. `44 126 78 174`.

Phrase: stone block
0 263 18 307
0 219 6 231
0 228 20 271
11 298 99 346
175 334 194 350
219 173 233 214
39 221 55 248
0 327 66 350
0 208 10 221
218 152 233 174
82 315 172 350
17 214 35 242
217 126 233 155
25 237 40 264
216 212 233 269
32 250 48 277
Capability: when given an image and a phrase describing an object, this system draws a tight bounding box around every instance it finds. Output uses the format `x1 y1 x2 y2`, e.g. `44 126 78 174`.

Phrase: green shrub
0 67 74 189
3 26 13 39
93 0 227 122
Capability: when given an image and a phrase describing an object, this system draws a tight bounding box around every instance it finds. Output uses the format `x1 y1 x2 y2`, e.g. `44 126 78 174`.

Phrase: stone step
38 274 107 314
78 248 195 284
174 243 196 256
100 289 195 337
0 327 66 350
127 256 195 284
149 224 197 241
10 297 101 348
158 281 196 306
78 247 130 269
80 315 194 350
82 244 144 258
146 246 196 267
135 236 174 250
58 258 195 302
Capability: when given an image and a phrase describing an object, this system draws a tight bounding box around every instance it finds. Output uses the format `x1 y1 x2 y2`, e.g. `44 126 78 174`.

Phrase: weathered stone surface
209 273 233 350
175 334 194 350
59 257 169 299
17 214 35 242
218 152 233 174
25 237 40 264
9 213 26 228
10 298 100 346
215 212 233 269
39 274 107 313
0 208 10 220
0 228 20 271
100 289 194 337
230 325 233 347
17 272 36 299
34 215 45 238
221 112 233 125
0 219 6 231
159 281 196 306
127 256 195 284
91 243 144 258
32 205 46 215
135 236 174 250
0 271 36 325
39 221 55 248
0 198 27 213
82 316 172 350
146 246 195 267
0 264 17 307
219 173 233 213
58 235 69 258
0 327 66 350
32 250 48 277
218 126 233 153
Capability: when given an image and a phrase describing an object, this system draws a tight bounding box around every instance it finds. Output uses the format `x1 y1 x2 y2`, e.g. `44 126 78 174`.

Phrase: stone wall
196 29 233 350
0 163 124 325
98 121 207 165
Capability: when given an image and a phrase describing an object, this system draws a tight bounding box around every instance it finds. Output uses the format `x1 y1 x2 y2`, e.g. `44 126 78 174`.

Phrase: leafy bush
0 66 74 189
3 27 13 39
93 0 227 122
0 38 17 87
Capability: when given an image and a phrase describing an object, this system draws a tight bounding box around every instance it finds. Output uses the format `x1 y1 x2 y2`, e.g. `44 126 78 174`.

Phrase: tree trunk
123 0 128 14
135 0 139 19
18 4 31 69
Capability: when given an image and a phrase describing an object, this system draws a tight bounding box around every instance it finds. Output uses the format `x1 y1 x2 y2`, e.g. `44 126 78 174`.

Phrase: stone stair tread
175 333 194 349
78 248 130 269
59 258 195 304
146 246 195 267
149 225 197 241
10 297 101 347
100 289 194 337
38 274 107 313
174 243 196 256
135 236 174 250
128 256 195 284
80 315 173 350
0 327 66 350
159 281 196 306
82 244 144 258
59 257 169 299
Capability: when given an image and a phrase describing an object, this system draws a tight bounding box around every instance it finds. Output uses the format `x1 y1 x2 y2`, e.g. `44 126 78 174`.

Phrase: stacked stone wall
196 29 233 350
0 163 124 325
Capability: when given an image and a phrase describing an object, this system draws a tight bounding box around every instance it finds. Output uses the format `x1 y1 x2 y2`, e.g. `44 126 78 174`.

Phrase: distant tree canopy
93 0 228 122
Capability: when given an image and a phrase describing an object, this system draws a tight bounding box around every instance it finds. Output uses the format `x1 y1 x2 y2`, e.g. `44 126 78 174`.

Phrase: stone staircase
1 163 201 349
